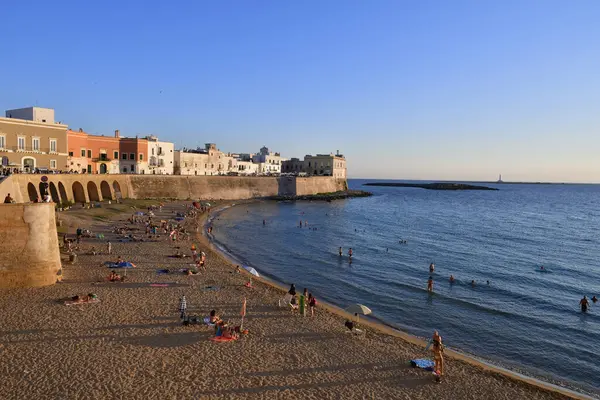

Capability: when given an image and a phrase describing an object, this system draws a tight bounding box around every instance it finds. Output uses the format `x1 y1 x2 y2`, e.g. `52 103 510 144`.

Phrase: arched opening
22 157 36 172
72 181 86 203
113 181 122 200
99 163 107 174
1 156 8 166
27 183 38 202
39 182 48 199
100 181 112 200
87 181 100 202
122 167 127 173
49 182 60 203
58 182 68 203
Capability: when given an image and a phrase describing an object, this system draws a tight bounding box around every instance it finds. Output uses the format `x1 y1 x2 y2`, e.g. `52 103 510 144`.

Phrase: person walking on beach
106 241 112 255
288 284 296 296
427 276 434 293
580 296 589 313
432 330 445 380
308 293 316 317
179 295 187 319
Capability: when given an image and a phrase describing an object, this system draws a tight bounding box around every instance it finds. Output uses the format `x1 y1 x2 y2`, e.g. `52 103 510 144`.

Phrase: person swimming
471 280 476 287
580 296 589 312
592 296 598 303
429 263 435 273
449 275 455 283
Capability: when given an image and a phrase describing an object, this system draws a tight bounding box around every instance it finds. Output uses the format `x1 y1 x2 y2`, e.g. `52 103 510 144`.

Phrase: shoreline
204 201 596 400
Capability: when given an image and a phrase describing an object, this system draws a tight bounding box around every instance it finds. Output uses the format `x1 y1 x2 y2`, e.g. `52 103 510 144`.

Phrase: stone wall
295 177 347 196
0 174 346 203
0 203 62 288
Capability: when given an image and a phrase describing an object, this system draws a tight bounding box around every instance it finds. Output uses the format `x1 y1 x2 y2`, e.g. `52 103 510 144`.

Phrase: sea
210 179 600 397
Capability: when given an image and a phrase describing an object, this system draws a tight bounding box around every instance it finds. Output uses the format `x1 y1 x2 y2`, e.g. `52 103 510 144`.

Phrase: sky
1 0 600 182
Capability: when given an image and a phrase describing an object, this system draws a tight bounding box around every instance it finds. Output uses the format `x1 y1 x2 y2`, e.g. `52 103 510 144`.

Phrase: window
50 160 57 169
81 149 86 157
205 164 207 168
123 167 127 173
152 148 155 155
68 151 73 157
130 165 134 172
139 154 143 161
114 151 119 159
87 150 92 158
0 135 5 148
122 153 127 160
32 138 40 151
18 137 25 150
50 139 57 152
129 153 134 160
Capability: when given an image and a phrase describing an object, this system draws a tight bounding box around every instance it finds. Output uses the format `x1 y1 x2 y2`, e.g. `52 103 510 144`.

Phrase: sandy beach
0 201 577 399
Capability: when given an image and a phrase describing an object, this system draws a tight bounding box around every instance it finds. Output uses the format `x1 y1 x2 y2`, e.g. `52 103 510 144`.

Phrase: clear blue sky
2 0 600 182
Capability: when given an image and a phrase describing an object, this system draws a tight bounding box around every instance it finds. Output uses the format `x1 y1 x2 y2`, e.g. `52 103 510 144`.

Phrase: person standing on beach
179 295 187 319
107 241 112 255
427 276 434 292
308 293 316 317
432 331 445 380
580 296 589 313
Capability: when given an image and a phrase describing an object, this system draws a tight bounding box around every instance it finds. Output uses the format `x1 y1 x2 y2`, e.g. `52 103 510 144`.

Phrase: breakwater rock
364 182 498 191
268 190 372 201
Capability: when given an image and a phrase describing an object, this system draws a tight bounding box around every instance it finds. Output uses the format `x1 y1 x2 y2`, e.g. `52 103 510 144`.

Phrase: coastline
203 201 595 400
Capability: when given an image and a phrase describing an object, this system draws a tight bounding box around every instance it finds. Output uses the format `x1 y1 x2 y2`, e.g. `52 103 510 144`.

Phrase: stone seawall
0 175 346 203
0 203 62 288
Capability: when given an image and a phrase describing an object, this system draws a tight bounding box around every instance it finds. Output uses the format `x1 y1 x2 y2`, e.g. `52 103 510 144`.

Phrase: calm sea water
211 179 600 396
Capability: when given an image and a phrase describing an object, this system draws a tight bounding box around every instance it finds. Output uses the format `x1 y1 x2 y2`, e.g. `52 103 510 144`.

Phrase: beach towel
64 298 101 306
210 336 237 342
156 269 170 275
410 359 435 371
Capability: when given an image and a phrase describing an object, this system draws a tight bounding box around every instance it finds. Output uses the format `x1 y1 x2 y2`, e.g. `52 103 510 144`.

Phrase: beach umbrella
345 304 372 323
243 266 259 277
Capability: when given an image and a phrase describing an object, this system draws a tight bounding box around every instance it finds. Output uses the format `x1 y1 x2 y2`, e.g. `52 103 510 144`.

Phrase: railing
92 156 112 162
12 146 43 152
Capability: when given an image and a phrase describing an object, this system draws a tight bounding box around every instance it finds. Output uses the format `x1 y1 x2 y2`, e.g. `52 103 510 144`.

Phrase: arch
87 181 100 202
72 181 86 203
100 181 112 200
49 182 60 203
58 182 68 203
99 163 107 174
27 183 38 202
39 182 48 199
113 181 122 200
22 157 36 172
1 156 8 166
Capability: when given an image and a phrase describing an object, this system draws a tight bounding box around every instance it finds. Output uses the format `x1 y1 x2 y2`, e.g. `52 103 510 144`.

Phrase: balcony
12 146 43 153
92 156 112 162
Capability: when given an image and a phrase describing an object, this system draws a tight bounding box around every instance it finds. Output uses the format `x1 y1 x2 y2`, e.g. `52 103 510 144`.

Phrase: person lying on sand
108 271 125 282
70 293 98 303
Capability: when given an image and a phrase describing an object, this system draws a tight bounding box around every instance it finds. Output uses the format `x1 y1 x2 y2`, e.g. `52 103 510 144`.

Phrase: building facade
146 135 174 175
281 152 347 178
252 146 286 175
0 107 68 172
173 143 229 176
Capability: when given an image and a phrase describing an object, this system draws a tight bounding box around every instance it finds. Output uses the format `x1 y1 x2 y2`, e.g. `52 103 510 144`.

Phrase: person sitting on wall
3 193 14 203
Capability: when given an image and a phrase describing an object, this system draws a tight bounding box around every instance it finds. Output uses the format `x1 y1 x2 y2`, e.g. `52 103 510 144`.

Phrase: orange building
66 129 147 174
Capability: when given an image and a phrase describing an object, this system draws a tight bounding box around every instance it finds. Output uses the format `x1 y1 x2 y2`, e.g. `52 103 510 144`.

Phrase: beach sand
0 201 575 399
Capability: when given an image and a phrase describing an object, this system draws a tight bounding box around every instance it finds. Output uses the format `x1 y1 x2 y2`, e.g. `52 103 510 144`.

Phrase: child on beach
308 293 317 317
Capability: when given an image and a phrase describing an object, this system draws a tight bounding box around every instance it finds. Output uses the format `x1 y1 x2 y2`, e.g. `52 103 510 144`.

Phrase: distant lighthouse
497 174 503 183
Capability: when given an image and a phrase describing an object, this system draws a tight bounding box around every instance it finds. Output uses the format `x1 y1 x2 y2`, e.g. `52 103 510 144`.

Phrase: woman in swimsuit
432 331 445 379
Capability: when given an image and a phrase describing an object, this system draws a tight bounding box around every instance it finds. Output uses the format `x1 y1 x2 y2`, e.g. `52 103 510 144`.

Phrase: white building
174 143 228 176
252 146 286 175
235 160 258 175
146 135 174 175
282 151 347 178
5 107 56 124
